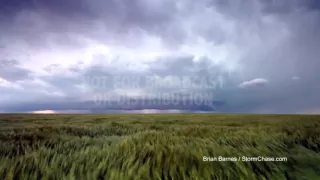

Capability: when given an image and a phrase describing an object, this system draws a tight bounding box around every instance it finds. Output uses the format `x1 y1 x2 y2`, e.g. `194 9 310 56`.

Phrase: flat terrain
0 114 319 180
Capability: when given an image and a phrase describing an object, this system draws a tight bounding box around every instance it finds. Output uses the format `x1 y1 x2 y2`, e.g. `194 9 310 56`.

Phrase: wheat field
0 114 319 180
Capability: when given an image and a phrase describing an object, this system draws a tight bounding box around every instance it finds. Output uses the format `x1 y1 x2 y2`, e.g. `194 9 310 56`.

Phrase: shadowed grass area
0 114 319 179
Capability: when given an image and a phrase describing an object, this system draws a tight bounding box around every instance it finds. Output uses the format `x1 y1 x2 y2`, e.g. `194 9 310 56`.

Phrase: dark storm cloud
0 0 33 17
30 0 178 35
260 0 320 14
0 0 237 48
0 99 85 112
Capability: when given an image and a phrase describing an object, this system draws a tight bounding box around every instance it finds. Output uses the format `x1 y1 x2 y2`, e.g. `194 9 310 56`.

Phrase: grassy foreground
0 114 319 180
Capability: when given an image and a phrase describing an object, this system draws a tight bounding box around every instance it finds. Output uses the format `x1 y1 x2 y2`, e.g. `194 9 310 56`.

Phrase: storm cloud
0 0 320 113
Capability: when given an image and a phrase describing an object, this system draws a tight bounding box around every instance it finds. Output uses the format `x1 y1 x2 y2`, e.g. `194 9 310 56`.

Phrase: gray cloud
0 0 320 113
0 60 32 81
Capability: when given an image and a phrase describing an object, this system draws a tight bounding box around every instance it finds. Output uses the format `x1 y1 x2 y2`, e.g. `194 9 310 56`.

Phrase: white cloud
31 110 56 114
130 109 183 114
54 110 91 114
239 78 268 88
292 76 300 80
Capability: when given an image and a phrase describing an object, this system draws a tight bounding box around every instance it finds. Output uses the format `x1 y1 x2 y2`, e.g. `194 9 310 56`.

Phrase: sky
0 0 320 114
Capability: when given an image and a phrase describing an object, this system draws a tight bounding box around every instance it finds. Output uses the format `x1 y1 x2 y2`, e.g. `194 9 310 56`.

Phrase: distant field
0 114 319 180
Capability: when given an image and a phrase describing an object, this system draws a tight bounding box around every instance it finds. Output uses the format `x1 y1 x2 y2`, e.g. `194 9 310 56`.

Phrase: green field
0 114 319 180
